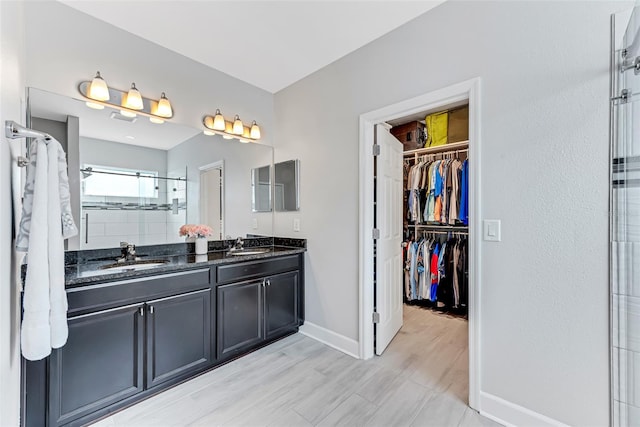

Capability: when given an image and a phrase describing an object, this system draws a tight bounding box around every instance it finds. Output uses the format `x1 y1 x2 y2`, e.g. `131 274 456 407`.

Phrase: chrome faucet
229 236 244 252
118 241 139 262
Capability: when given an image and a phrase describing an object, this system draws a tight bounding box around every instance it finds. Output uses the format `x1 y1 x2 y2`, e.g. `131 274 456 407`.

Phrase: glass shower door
612 6 640 426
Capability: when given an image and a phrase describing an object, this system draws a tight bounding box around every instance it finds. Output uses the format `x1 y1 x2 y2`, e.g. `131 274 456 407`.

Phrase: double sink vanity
23 237 306 427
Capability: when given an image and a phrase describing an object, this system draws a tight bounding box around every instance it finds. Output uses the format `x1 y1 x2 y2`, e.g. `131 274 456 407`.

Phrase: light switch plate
293 218 300 232
483 219 501 242
252 218 258 229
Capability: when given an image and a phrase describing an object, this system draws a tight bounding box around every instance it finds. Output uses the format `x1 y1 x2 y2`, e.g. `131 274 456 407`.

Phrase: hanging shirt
459 159 469 225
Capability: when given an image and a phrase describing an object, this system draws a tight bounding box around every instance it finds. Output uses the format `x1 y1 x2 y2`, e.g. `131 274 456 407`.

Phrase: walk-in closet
384 102 470 404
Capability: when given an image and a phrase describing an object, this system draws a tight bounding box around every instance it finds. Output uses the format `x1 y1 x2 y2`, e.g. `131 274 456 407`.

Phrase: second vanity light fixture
79 71 173 124
202 109 261 143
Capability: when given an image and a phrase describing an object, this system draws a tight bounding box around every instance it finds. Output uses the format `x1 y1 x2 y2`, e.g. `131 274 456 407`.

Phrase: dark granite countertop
63 237 306 288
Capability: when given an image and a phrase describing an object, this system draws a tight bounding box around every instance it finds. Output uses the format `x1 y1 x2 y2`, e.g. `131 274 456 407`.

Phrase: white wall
273 1 630 425
167 133 273 238
0 1 25 425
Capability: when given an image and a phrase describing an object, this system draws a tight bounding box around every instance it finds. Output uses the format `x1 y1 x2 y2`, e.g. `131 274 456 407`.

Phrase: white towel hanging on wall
16 136 77 361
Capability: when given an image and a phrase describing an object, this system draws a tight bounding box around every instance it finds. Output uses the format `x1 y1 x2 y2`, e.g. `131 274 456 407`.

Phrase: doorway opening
199 160 224 240
358 78 481 410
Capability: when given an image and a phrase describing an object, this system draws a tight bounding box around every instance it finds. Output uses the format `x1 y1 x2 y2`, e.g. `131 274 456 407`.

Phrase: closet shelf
403 140 468 157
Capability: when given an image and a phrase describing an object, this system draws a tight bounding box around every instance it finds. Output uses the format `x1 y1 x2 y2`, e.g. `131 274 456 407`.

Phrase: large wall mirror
28 87 274 251
251 165 271 212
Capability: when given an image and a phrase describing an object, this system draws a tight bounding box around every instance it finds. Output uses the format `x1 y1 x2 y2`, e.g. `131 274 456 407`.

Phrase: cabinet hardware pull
139 307 144 317
149 305 154 314
262 279 266 287
267 280 271 286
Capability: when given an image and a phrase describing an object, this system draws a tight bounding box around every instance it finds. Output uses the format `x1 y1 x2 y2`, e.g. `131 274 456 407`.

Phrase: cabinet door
217 280 263 358
49 303 144 427
265 271 299 339
146 289 212 388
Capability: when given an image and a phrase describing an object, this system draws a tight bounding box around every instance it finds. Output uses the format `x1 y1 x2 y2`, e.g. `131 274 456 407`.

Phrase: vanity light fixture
202 110 262 142
79 72 174 124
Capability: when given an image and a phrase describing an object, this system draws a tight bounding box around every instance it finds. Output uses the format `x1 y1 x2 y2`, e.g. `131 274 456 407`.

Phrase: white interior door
375 125 404 355
200 167 223 240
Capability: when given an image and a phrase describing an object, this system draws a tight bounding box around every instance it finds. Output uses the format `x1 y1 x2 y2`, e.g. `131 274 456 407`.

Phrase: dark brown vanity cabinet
216 255 303 360
49 303 145 427
24 254 304 427
145 289 212 389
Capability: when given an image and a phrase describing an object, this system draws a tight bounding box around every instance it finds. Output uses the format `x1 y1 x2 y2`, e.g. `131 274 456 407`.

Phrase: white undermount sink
228 249 270 256
99 259 169 271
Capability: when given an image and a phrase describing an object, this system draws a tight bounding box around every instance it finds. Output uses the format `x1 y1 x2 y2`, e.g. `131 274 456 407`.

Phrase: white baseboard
479 392 570 427
299 321 359 359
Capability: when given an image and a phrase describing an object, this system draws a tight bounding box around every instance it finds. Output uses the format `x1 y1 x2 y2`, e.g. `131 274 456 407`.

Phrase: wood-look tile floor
92 306 501 427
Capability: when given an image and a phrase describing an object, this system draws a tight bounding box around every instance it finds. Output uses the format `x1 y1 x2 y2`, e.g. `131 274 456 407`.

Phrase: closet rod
5 120 51 167
418 230 468 235
403 140 469 157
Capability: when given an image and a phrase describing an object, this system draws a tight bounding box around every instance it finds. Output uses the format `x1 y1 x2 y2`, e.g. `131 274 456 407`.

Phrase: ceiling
58 1 445 93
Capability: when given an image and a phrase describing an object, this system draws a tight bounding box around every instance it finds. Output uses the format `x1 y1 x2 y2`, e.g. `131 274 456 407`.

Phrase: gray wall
167 133 273 238
273 1 630 425
31 117 67 152
22 0 274 153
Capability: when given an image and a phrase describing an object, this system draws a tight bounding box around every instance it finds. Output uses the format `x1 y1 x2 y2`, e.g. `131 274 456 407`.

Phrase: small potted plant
179 224 213 255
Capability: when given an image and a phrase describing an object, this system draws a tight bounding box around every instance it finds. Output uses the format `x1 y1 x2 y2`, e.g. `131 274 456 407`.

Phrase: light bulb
124 83 143 110
156 92 172 117
232 115 244 135
212 109 226 131
120 109 137 118
250 121 261 140
223 121 234 139
88 71 110 101
85 101 104 110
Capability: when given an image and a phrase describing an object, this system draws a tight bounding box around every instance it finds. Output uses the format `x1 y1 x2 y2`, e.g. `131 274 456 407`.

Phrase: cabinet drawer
67 268 211 316
217 255 299 284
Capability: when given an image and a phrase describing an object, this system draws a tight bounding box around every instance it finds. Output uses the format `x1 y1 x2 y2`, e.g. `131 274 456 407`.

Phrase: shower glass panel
79 167 187 250
612 6 640 426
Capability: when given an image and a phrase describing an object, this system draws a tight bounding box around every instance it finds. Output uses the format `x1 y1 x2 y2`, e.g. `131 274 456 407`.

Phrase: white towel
17 137 77 361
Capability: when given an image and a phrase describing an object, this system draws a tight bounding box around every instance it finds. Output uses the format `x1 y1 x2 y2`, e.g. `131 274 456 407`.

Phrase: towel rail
5 120 51 167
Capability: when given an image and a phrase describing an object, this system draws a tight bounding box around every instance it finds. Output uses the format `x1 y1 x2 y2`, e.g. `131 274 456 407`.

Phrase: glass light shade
232 115 244 135
124 83 144 110
250 121 261 140
88 71 110 101
85 101 104 110
120 109 137 118
156 93 172 117
212 109 226 131
149 117 165 124
223 121 234 139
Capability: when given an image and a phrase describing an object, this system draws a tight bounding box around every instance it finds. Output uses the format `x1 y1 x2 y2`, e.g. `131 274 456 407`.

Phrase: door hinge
372 228 380 239
373 144 380 156
372 312 380 323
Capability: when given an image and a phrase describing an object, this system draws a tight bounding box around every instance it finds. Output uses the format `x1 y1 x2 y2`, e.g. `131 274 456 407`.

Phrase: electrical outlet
293 218 300 232
252 218 258 229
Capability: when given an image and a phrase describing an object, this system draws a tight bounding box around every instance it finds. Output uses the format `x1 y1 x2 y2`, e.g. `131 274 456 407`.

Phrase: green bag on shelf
425 111 448 147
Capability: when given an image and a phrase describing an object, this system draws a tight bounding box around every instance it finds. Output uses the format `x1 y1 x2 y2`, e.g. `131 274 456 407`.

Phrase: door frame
358 77 482 410
199 160 225 240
